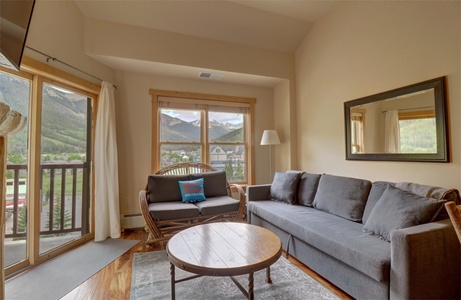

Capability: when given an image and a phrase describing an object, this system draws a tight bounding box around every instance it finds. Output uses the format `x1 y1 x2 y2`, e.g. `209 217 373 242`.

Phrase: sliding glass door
2 66 96 276
38 81 92 255
1 70 32 269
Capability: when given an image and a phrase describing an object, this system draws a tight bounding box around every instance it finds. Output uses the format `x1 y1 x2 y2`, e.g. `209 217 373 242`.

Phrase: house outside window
151 90 255 184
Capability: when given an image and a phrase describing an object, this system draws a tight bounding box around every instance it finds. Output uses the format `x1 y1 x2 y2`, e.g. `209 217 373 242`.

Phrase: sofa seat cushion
248 201 390 282
194 196 240 216
149 202 200 220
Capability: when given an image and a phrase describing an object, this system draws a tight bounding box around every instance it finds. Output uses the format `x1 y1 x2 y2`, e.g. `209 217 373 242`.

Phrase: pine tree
235 160 244 181
46 197 72 235
224 159 234 181
17 205 27 233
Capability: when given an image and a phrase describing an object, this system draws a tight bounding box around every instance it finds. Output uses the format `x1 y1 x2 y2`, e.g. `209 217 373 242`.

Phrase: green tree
8 152 25 164
235 160 244 181
46 197 72 235
67 153 84 162
224 159 234 181
17 205 27 233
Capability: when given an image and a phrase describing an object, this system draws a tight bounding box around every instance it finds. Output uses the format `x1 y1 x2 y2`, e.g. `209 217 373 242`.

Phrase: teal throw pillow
178 178 206 203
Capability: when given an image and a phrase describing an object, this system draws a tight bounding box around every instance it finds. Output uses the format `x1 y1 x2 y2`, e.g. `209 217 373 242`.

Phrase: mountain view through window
160 109 246 182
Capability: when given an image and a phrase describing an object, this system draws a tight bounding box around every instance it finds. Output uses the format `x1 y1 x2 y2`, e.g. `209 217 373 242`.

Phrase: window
398 110 436 153
151 90 255 184
350 109 365 154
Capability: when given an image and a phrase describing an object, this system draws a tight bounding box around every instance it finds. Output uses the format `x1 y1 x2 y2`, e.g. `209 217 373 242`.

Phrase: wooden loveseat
139 162 246 245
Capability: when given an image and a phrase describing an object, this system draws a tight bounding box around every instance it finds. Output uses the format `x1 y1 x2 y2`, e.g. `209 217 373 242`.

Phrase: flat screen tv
0 0 35 71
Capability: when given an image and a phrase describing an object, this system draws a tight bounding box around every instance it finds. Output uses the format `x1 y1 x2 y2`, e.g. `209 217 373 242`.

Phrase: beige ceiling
74 1 339 86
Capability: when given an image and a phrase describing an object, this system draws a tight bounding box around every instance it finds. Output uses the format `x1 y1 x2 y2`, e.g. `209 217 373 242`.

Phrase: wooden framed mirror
344 77 449 162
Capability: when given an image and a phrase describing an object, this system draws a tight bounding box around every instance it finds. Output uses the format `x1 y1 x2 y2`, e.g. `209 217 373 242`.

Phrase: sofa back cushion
190 171 228 197
363 181 395 224
297 173 322 207
363 185 446 242
270 172 302 204
147 174 190 203
313 174 372 222
394 182 460 220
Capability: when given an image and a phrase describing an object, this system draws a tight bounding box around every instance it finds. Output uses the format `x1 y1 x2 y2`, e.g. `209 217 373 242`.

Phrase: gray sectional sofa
247 172 460 300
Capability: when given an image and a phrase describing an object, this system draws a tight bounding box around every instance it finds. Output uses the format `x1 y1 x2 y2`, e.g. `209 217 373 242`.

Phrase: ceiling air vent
199 72 223 80
199 72 212 78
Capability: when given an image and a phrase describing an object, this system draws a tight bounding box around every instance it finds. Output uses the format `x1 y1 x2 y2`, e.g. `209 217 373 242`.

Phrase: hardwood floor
64 228 353 300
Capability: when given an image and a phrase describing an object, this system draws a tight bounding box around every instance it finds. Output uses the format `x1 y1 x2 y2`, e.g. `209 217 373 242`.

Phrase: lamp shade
260 130 280 145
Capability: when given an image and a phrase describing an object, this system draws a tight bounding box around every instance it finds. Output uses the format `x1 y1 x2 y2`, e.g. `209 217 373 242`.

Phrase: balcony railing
4 163 89 239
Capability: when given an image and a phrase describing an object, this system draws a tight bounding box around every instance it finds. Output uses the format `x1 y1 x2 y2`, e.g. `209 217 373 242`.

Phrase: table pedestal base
169 263 273 300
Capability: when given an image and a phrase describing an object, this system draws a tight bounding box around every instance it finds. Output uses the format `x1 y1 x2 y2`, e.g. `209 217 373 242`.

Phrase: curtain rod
25 46 117 88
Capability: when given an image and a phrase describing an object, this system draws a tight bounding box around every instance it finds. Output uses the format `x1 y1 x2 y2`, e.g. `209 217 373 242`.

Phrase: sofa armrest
390 219 460 299
247 184 271 201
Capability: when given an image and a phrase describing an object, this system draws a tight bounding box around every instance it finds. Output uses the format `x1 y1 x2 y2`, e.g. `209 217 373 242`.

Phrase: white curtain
94 82 121 241
384 110 400 153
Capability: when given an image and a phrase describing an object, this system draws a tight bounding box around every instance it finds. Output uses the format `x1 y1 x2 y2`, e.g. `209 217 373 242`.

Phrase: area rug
5 238 139 300
130 251 339 300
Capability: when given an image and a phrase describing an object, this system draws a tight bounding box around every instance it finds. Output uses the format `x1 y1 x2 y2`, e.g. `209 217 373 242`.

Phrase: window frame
150 89 256 185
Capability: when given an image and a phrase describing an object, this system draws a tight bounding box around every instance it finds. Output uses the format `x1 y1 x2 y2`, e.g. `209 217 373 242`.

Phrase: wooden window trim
399 109 435 120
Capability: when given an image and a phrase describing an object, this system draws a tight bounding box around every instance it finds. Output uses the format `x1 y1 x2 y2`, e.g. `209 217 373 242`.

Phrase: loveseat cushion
363 185 446 242
297 172 321 207
270 172 302 204
248 201 390 282
194 196 240 216
190 171 228 197
313 174 372 222
148 202 200 220
147 174 190 203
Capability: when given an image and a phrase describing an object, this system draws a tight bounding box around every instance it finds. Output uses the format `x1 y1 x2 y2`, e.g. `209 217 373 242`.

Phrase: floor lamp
260 130 280 182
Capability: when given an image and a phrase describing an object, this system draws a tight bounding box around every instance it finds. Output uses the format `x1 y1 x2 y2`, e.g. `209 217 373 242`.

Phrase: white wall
295 1 461 189
115 71 274 215
84 18 294 84
24 1 115 84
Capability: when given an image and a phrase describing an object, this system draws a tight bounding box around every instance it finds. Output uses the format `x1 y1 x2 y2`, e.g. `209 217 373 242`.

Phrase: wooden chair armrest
139 190 162 240
228 183 246 221
445 201 461 243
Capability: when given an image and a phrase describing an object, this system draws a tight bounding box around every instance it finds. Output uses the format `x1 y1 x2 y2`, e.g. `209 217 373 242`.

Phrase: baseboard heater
121 214 145 229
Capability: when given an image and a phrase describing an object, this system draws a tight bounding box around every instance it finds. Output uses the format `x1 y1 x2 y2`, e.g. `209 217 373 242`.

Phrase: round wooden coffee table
166 222 282 300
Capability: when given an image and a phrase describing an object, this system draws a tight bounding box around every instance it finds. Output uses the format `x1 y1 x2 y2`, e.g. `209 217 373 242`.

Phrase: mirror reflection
350 88 436 154
344 77 448 162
